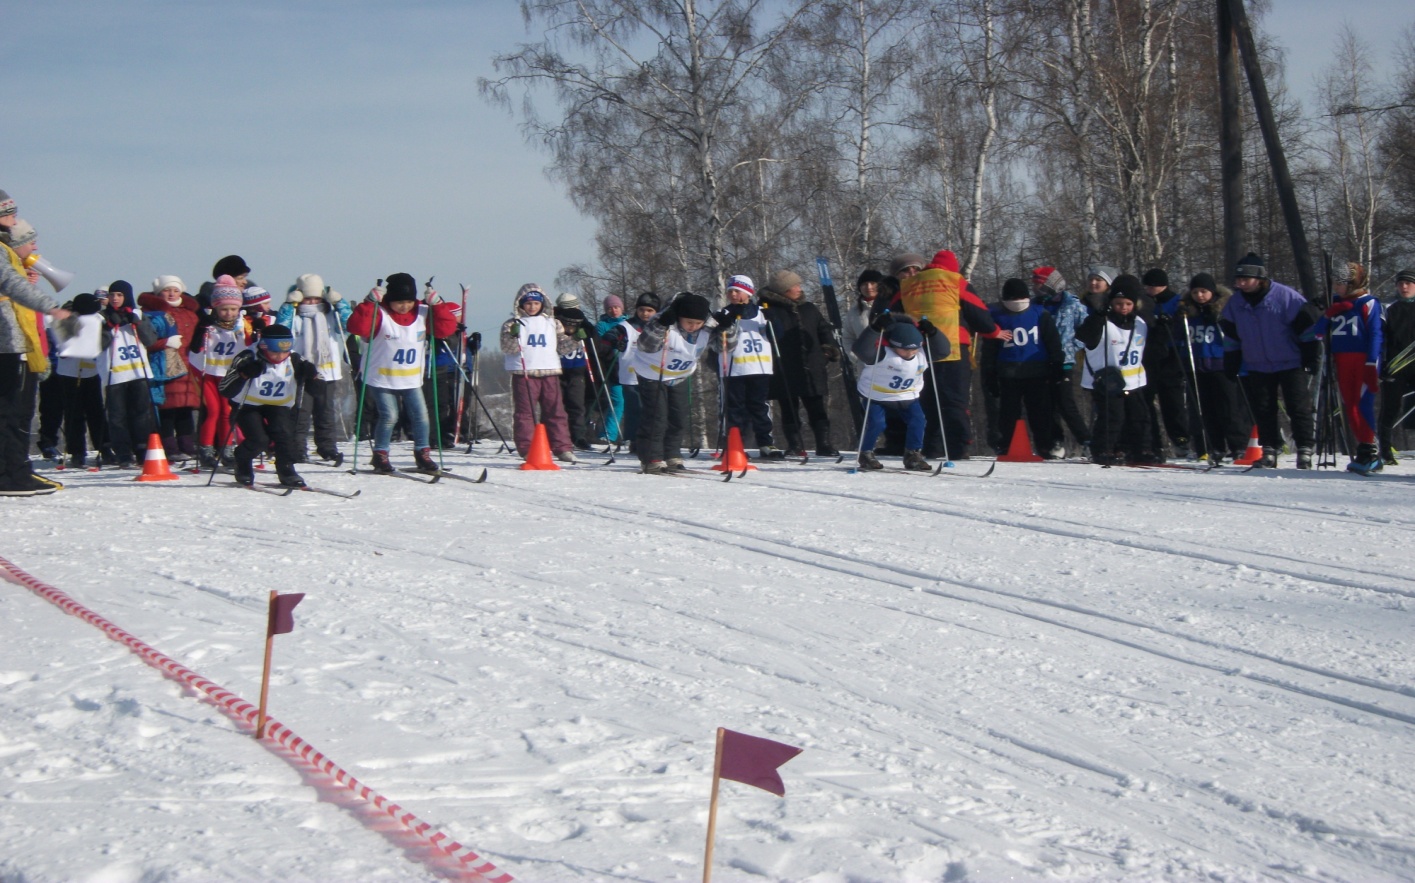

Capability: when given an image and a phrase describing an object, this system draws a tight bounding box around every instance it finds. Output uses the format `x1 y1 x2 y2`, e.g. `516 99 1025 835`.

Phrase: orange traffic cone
1232 425 1263 465
712 427 758 472
134 433 180 482
997 419 1043 462
519 423 560 471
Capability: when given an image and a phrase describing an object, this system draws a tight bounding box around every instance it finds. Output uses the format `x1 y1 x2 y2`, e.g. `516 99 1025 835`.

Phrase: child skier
189 275 253 468
553 292 596 450
709 274 780 459
1033 267 1092 458
1315 260 1384 473
50 292 110 469
599 292 660 449
218 324 317 488
277 273 351 465
1180 273 1250 463
100 281 158 467
347 273 461 474
852 317 937 471
1077 274 1152 465
1378 269 1415 464
981 279 1064 458
634 292 714 473
500 284 577 463
594 295 629 444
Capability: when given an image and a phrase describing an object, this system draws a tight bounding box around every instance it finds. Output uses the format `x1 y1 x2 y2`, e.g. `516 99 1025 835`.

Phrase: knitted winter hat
604 294 624 311
1332 260 1368 294
556 292 581 310
885 321 923 350
1188 272 1218 294
1397 269 1415 286
1087 265 1119 288
153 275 185 295
673 292 711 321
768 270 802 293
1032 266 1056 286
212 255 250 278
1001 278 1031 301
1109 274 1143 303
634 291 661 310
257 324 295 353
515 282 545 306
0 190 14 218
384 273 418 303
295 273 325 300
856 269 884 289
210 274 243 308
929 250 961 272
888 253 927 277
5 219 36 248
1234 252 1267 279
71 292 102 315
1037 268 1067 297
1142 268 1169 287
242 286 272 310
726 274 755 298
108 280 134 300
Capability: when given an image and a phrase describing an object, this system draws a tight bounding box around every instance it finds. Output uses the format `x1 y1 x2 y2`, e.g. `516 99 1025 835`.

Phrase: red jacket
348 299 460 340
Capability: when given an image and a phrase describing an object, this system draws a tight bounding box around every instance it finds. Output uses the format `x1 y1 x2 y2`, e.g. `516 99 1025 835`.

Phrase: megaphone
22 254 76 293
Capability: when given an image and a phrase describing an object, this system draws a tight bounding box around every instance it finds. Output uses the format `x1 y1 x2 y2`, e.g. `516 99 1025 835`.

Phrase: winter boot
1256 446 1278 469
100 445 118 466
1384 446 1400 466
276 464 307 488
370 450 395 474
198 445 219 470
555 450 578 464
857 450 884 471
414 447 441 473
234 458 256 487
39 444 60 462
317 447 344 467
1047 440 1067 460
665 457 686 472
1347 443 1383 475
812 423 839 458
641 460 666 474
902 449 932 472
219 446 235 468
1296 446 1314 470
67 453 88 470
759 445 786 460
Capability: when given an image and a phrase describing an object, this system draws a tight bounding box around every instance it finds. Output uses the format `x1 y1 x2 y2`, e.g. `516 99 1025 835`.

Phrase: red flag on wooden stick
718 728 803 797
267 592 305 637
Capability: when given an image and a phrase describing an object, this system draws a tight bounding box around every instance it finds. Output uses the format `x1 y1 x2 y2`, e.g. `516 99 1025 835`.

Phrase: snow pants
1241 368 1315 451
233 403 298 466
37 370 66 451
862 398 924 452
723 374 774 447
1191 371 1251 458
0 355 40 490
1090 386 1151 461
998 376 1055 456
62 375 108 458
296 376 343 458
1144 362 1189 452
511 374 572 456
635 377 691 464
1332 352 1378 445
105 379 154 461
198 373 232 447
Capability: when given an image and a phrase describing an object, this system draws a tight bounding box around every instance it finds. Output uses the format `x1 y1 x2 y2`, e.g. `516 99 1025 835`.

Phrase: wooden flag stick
702 727 725 883
256 590 277 739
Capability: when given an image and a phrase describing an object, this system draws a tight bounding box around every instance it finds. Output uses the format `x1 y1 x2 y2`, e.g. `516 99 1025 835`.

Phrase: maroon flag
266 592 305 637
718 729 803 797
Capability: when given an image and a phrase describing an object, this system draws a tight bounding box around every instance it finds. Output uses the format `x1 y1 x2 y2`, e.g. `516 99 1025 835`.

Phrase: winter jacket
981 303 1063 383
347 299 461 342
757 286 837 398
217 349 318 402
842 298 873 366
554 305 597 373
274 297 353 333
1180 287 1233 373
1219 279 1318 374
1314 293 1383 364
495 286 573 376
850 317 951 364
1035 289 1088 365
1144 289 1185 370
0 242 58 363
1383 297 1415 380
138 291 201 410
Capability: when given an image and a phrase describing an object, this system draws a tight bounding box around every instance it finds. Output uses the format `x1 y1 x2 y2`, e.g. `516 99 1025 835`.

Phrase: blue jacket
1036 290 1088 366
1314 293 1383 364
1220 280 1317 374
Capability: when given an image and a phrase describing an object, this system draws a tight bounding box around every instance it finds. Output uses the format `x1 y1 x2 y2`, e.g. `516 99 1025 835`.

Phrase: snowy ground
4 445 1415 883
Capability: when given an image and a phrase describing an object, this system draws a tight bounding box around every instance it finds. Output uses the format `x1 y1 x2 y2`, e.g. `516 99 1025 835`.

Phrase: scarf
295 301 333 373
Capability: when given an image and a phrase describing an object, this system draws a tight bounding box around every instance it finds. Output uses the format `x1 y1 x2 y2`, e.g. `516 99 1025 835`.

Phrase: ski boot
641 460 666 475
555 450 578 465
759 445 786 460
414 447 440 474
219 446 235 468
1296 447 1314 470
67 453 87 470
1256 446 1278 469
665 457 686 472
198 445 219 470
39 445 61 462
276 465 307 488
1047 440 1067 460
369 450 395 474
1347 443 1383 475
902 450 932 472
233 458 256 487
317 448 345 468
1384 446 1400 467
857 450 884 471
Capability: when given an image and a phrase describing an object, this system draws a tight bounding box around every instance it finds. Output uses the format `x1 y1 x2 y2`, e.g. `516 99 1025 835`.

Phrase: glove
425 288 441 305
455 322 468 335
868 310 892 332
1223 351 1242 380
236 358 264 379
821 344 841 362
165 334 183 349
657 306 678 327
1301 341 1321 374
326 289 342 304
367 286 385 303
1324 300 1354 318
195 311 215 329
917 318 938 338
711 309 736 327
573 327 588 341
469 331 482 352
287 289 304 305
606 328 628 352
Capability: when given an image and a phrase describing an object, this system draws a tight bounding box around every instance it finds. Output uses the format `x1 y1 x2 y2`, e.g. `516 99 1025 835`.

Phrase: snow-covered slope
4 448 1415 882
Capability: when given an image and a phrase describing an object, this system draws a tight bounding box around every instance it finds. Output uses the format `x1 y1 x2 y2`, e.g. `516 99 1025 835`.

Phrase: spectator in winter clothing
0 217 70 495
1378 268 1415 464
982 279 1064 458
1077 274 1153 465
599 292 659 448
99 281 157 469
347 273 461 474
1181 273 1250 463
49 292 110 469
759 270 840 457
197 254 251 313
1033 266 1091 457
594 295 628 444
843 269 883 367
853 317 937 471
635 292 715 473
1081 265 1119 315
709 275 779 458
422 298 461 450
139 276 201 466
276 273 351 465
218 324 317 488
1221 252 1319 469
1314 260 1384 473
499 283 577 463
554 292 596 450
242 286 274 332
1140 268 1191 460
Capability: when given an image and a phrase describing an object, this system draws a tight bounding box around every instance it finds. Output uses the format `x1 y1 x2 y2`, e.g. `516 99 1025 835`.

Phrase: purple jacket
1220 280 1310 373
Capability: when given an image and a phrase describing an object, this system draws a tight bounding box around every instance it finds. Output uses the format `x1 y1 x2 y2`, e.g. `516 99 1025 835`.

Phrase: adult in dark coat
757 269 840 456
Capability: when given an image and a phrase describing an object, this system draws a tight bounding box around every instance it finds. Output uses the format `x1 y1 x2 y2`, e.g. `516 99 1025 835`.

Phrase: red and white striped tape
0 554 514 883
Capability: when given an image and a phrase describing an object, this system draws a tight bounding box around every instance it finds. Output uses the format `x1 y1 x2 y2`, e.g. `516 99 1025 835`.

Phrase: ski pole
424 277 443 471
921 316 953 467
762 316 801 454
584 326 624 453
452 283 469 445
1180 314 1211 461
438 340 514 453
350 280 382 474
849 323 885 472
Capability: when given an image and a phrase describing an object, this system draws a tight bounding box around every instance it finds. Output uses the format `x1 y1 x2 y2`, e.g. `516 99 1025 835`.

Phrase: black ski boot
370 450 395 474
234 458 256 487
276 465 307 488
1348 443 1382 475
1296 446 1314 470
1256 446 1278 468
198 445 219 470
902 449 932 472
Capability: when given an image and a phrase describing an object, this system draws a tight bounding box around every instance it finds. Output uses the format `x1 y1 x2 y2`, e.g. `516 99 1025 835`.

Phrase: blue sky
4 1 1412 333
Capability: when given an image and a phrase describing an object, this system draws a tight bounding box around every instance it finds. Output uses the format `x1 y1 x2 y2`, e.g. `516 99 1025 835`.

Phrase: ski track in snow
4 449 1415 881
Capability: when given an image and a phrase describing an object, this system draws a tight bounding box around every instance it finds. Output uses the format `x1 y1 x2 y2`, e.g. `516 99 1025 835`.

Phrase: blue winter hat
885 321 923 349
257 324 294 353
